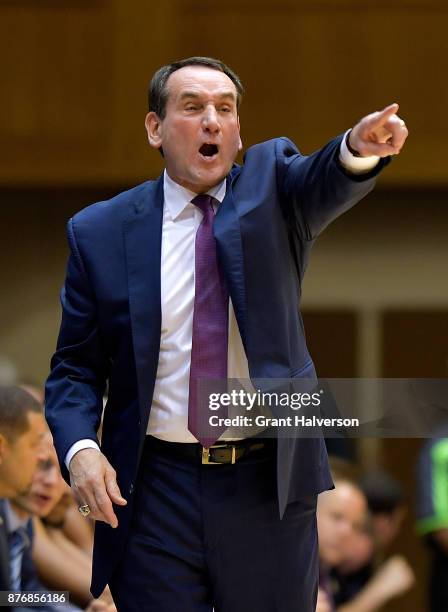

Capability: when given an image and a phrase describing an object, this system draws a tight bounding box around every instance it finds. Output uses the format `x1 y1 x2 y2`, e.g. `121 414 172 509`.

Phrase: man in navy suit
45 57 408 611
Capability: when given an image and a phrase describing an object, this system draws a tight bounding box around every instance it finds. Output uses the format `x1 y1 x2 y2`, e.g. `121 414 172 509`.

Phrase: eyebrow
37 459 55 471
179 91 237 102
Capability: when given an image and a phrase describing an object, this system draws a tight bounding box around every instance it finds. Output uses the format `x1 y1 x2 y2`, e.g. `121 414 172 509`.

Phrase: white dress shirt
65 139 379 468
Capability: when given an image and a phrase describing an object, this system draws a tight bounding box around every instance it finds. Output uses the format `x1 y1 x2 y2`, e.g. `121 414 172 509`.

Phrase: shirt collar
2 500 29 534
163 170 226 221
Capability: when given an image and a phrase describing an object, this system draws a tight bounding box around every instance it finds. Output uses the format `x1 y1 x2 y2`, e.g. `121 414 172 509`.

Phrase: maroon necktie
188 194 229 447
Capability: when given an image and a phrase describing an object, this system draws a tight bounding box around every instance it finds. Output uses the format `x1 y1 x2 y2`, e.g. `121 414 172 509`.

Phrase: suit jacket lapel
123 176 164 424
214 175 247 345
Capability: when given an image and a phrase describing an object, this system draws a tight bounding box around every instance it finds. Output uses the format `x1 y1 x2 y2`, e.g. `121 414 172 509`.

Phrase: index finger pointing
369 103 400 128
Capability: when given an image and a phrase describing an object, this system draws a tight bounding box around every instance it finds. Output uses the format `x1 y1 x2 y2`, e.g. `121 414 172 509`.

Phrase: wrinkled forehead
165 65 238 105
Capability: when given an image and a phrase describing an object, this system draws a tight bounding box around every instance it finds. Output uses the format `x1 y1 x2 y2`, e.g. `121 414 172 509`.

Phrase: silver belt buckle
202 444 236 465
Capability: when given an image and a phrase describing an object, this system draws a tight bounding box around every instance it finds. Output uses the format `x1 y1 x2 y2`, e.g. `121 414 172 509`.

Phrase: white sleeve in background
65 439 101 470
339 129 380 173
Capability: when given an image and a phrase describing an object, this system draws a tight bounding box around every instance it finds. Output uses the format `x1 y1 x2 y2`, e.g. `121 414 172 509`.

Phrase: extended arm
282 104 408 239
338 555 414 612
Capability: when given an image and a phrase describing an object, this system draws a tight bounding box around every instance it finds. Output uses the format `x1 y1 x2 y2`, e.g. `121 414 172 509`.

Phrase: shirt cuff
65 439 100 470
339 130 380 174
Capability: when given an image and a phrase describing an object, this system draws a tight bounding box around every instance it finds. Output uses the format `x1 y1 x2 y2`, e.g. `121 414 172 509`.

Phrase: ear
145 112 163 150
237 116 243 151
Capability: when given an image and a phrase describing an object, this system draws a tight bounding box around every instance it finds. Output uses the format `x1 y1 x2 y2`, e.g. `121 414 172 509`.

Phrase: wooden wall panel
0 2 115 182
178 1 448 186
302 310 358 377
0 0 447 186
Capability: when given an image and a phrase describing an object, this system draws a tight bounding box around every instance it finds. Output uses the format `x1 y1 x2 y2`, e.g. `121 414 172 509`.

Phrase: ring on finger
78 503 91 517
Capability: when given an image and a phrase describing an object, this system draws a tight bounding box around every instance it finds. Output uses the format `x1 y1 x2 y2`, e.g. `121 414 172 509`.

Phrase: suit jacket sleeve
45 217 109 483
278 134 390 240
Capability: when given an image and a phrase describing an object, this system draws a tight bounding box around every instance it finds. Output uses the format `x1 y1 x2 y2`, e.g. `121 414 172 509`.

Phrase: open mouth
199 143 219 158
33 493 52 505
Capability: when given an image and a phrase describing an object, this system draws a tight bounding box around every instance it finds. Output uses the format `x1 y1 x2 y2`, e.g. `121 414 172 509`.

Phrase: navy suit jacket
45 135 388 596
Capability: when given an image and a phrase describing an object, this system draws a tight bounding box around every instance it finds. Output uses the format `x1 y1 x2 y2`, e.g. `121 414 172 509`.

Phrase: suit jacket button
129 484 134 494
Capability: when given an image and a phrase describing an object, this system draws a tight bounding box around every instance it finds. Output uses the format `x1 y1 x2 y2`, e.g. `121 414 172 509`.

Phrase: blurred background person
332 469 408 604
11 430 114 611
317 474 368 608
1 495 82 612
317 471 414 611
0 385 46 499
0 385 48 603
0 384 46 599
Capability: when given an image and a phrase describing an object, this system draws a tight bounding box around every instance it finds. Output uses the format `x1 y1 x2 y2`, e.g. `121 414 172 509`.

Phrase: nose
43 466 59 486
202 105 220 134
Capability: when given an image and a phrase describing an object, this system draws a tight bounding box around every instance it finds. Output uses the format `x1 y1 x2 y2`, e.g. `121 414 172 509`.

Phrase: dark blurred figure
360 470 407 550
416 434 448 612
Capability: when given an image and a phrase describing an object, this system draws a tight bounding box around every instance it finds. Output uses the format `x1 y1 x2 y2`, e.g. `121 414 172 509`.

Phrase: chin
199 167 227 186
322 549 342 567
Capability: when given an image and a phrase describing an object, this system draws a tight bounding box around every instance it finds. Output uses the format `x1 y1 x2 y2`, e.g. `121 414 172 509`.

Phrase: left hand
349 103 409 158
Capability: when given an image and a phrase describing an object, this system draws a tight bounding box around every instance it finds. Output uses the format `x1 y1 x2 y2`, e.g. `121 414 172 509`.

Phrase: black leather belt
146 436 275 465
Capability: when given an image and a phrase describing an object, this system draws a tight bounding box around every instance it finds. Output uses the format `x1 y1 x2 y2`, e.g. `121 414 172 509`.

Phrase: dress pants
108 437 319 612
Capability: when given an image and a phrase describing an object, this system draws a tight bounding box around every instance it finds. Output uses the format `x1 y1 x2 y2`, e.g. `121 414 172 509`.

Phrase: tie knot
192 194 216 216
